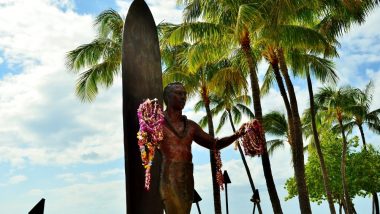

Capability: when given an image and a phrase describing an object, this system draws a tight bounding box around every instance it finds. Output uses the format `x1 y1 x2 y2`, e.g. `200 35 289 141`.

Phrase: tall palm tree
160 37 232 213
290 49 338 213
315 86 362 214
171 1 284 211
66 9 123 101
345 82 380 150
239 1 333 211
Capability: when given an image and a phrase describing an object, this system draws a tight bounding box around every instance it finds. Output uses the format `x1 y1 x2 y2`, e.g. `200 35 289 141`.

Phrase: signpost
28 198 45 214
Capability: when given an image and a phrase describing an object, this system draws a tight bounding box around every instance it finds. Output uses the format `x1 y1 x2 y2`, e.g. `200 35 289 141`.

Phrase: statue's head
163 82 187 109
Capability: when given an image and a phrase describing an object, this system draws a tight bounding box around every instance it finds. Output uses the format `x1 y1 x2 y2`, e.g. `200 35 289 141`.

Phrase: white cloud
334 7 380 87
3 180 126 214
0 0 94 67
46 181 125 213
116 0 183 24
0 56 3 64
57 173 77 183
101 168 124 177
57 168 125 184
9 174 27 184
0 0 123 167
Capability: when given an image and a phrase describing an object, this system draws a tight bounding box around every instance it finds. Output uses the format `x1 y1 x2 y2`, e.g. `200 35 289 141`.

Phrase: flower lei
213 119 265 190
240 119 265 157
137 98 164 190
214 145 224 190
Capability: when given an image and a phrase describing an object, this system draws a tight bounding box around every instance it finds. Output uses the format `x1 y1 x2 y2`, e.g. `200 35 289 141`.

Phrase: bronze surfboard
122 0 163 213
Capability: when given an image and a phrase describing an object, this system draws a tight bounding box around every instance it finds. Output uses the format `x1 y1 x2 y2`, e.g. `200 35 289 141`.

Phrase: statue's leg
160 163 194 214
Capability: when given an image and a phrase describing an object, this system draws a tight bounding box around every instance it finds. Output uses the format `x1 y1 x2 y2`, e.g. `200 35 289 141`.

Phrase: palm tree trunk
269 51 294 147
357 124 367 151
203 91 222 214
338 119 352 214
374 193 379 214
227 110 263 214
277 48 311 213
306 71 336 214
241 36 283 214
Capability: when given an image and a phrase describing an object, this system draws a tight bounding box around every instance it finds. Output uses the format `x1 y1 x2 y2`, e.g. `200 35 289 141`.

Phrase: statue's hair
163 82 184 105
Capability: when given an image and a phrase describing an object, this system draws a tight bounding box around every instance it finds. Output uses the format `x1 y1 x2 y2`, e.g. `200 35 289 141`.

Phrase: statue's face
168 85 187 110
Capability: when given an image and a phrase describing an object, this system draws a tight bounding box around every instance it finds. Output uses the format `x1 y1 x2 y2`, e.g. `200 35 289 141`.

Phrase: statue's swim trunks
160 161 194 214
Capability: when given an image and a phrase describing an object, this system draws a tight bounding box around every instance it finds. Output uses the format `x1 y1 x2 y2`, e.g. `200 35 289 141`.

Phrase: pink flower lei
213 119 265 190
213 143 224 190
240 119 265 157
137 98 164 190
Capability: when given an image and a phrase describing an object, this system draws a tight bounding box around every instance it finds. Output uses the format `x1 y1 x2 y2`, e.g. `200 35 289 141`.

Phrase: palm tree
239 1 333 211
315 0 379 42
171 1 284 211
202 65 253 133
66 9 123 102
289 49 338 213
346 82 380 214
262 111 289 156
196 81 265 213
345 82 380 150
315 85 362 214
160 37 233 213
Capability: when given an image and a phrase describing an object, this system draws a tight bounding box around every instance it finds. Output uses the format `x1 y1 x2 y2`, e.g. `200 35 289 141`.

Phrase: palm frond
263 111 288 137
267 139 285 156
261 65 275 97
66 38 116 72
198 115 208 129
236 103 255 119
95 9 124 41
216 111 229 133
194 99 204 112
232 106 242 124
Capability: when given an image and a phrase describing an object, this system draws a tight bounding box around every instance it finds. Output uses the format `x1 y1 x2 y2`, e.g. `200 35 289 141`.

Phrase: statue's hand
237 119 259 137
237 123 247 137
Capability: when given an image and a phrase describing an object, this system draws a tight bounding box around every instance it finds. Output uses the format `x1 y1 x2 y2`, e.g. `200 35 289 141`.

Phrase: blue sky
0 0 379 213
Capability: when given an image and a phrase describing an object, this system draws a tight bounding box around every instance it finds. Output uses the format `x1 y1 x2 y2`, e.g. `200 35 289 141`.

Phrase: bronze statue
159 82 246 213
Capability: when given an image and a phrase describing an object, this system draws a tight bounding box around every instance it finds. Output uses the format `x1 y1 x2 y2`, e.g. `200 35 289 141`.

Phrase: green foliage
285 130 380 204
66 9 123 102
263 111 289 156
349 145 380 196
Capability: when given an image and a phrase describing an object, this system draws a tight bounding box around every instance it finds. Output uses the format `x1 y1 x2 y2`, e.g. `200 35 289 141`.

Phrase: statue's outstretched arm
192 120 243 150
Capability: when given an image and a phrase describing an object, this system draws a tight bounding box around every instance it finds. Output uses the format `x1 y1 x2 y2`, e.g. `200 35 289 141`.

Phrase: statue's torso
160 118 194 163
159 118 195 212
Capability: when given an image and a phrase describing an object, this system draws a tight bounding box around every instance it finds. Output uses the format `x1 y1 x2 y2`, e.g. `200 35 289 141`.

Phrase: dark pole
237 143 255 192
223 170 232 214
196 202 202 214
225 184 229 214
193 189 202 214
230 119 262 213
251 189 262 214
238 141 263 212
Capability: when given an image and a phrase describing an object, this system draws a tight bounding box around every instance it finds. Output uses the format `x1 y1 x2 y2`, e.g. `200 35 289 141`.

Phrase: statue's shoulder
184 117 199 128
